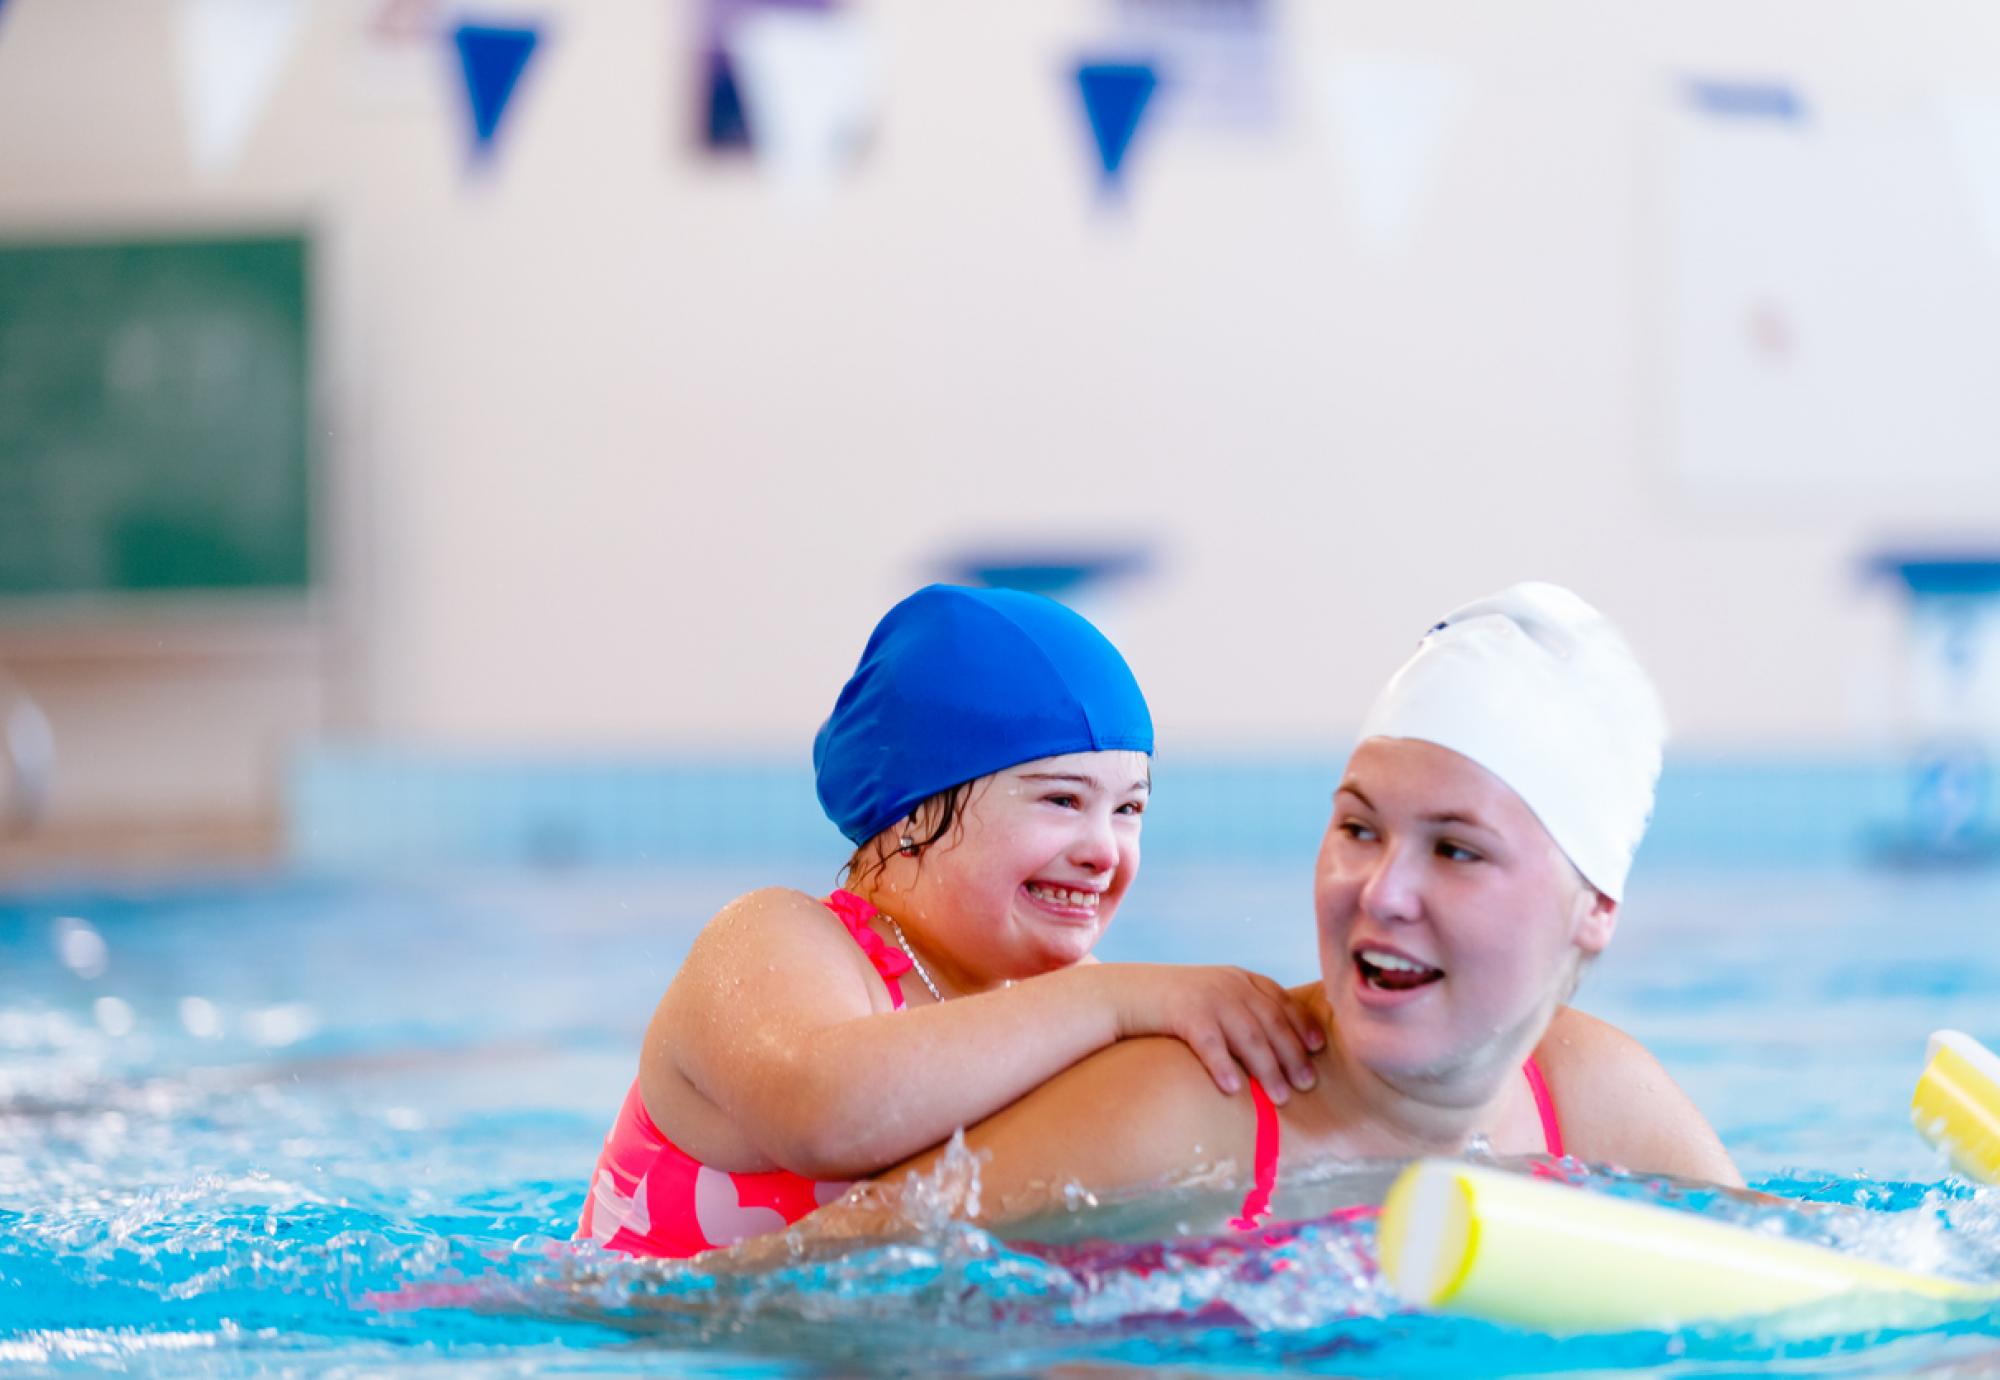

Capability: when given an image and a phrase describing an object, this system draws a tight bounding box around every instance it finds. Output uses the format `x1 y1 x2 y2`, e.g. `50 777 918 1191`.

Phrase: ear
1574 889 1619 956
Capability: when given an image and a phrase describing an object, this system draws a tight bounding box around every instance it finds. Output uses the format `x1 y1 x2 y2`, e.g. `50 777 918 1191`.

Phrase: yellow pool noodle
1378 1159 1988 1334
1913 1030 2000 1185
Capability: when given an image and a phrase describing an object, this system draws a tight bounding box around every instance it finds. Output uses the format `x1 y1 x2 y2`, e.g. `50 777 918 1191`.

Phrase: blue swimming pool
2 861 1997 1375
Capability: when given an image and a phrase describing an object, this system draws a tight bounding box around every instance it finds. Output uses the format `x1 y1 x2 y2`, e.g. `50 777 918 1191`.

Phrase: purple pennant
453 22 542 158
1076 61 1158 188
696 0 835 152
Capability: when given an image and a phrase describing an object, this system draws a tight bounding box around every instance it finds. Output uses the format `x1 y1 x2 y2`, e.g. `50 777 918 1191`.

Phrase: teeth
1359 948 1434 974
1028 883 1098 908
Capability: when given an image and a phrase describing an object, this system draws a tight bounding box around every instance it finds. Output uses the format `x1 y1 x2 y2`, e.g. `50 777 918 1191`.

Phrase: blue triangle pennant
702 51 751 150
453 21 541 159
1076 62 1158 188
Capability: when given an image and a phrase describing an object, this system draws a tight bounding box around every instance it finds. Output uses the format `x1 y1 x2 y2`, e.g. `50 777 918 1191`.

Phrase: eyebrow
1017 772 1151 793
1422 810 1492 830
1336 784 1490 831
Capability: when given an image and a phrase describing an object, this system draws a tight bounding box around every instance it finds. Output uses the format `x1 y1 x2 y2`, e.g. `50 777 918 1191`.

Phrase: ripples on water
7 1071 1999 1376
3 871 2000 1375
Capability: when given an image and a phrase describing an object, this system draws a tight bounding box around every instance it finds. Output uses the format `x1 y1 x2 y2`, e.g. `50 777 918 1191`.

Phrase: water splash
6 872 2000 1374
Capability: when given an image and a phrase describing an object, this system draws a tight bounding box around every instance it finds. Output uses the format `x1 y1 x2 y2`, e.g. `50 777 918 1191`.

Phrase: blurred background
3 0 2000 876
11 12 2000 1365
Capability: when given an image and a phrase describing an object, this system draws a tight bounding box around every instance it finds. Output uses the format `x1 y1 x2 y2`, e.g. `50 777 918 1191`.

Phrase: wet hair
839 780 977 889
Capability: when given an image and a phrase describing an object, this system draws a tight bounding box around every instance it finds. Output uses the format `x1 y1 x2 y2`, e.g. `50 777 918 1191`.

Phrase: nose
1069 804 1120 875
1357 840 1421 924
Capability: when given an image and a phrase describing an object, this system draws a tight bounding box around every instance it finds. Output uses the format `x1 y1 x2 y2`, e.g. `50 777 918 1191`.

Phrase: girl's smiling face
897 749 1150 990
1315 737 1616 1097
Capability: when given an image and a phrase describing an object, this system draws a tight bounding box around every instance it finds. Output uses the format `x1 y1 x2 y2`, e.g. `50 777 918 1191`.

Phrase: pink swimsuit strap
823 889 914 1008
577 890 909 1258
1230 1055 1564 1231
1522 1053 1565 1158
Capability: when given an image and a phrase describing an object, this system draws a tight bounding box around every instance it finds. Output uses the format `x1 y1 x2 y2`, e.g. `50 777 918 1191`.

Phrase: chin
1028 930 1101 972
1338 1007 1478 1085
1351 1037 1452 1086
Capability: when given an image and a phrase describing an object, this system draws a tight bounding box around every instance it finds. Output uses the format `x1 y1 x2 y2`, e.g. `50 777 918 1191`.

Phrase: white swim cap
1355 583 1666 902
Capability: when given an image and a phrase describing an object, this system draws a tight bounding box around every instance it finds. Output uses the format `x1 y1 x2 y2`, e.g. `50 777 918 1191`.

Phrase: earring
897 833 918 856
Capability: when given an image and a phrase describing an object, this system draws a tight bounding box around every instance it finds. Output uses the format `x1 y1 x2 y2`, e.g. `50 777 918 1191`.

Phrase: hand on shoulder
1536 1006 1743 1187
1096 962 1325 1103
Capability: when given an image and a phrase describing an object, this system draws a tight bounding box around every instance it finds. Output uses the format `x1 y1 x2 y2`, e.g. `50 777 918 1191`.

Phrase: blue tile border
287 746 1983 874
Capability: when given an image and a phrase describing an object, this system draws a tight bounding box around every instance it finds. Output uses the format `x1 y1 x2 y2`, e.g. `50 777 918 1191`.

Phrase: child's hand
1108 965 1325 1104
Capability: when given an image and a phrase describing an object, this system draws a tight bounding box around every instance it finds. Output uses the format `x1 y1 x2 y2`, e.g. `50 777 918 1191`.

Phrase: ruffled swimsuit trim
823 887 915 990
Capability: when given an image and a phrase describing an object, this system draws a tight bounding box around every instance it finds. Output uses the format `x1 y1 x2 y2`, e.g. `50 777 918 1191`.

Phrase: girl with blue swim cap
577 585 1323 1258
755 584 1742 1249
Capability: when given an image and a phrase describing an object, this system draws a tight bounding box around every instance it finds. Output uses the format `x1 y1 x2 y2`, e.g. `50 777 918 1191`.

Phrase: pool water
2 862 1998 1375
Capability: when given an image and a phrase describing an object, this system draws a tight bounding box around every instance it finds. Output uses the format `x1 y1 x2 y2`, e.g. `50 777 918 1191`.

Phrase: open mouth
1355 947 1444 992
1024 882 1101 913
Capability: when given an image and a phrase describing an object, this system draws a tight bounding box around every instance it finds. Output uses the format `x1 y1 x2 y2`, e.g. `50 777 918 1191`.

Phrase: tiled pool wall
287 748 1959 874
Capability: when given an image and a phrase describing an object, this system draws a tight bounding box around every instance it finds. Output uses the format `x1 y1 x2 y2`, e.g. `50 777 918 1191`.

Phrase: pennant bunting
698 0 838 154
368 0 441 41
1076 62 1158 191
349 0 444 110
1319 54 1460 249
171 0 310 177
1109 0 1280 134
726 8 880 202
452 21 542 160
700 49 752 150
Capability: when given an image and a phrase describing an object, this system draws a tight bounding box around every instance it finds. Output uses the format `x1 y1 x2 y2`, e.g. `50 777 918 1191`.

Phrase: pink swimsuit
579 887 1568 1256
1229 1054 1565 1230
576 890 911 1259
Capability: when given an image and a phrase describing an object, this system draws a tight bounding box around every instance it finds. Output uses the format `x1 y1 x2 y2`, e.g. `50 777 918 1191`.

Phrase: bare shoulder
885 1036 1261 1224
1536 1007 1743 1187
647 886 882 1090
979 1036 1250 1169
678 886 877 982
704 885 850 941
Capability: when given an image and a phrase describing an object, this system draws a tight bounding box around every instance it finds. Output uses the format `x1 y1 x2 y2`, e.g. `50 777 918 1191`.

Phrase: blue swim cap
813 585 1154 845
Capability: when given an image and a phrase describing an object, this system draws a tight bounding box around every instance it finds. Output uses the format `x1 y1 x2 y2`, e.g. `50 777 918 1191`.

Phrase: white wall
3 0 1996 830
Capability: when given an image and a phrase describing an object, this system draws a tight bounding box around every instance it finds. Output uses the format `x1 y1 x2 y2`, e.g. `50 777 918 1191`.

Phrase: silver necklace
884 916 944 1003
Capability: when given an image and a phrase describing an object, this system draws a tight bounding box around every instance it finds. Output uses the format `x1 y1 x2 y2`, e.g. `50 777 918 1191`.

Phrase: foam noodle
1913 1030 2000 1185
1378 1159 1986 1333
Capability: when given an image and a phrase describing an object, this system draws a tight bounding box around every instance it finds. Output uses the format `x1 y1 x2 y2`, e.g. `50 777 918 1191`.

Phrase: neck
853 885 1004 999
1300 987 1530 1157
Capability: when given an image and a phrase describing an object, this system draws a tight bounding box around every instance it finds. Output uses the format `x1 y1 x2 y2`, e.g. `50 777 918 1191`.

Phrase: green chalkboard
0 234 311 597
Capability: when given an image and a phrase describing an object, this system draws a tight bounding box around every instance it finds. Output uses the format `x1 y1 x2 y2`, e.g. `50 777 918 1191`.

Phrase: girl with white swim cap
773 583 1741 1245
577 585 1323 1258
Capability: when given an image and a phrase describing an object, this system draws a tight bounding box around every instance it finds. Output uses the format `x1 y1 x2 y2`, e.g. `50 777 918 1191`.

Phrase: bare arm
649 889 1316 1180
1537 1006 1745 1188
774 1037 1259 1249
